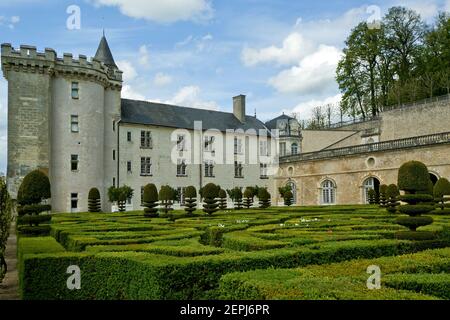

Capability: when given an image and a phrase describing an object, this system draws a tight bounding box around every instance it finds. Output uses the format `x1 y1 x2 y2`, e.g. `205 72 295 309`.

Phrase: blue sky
0 0 449 174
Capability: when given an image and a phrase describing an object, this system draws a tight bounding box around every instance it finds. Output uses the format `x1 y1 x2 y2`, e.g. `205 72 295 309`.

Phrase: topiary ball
185 186 197 199
143 184 158 203
88 187 100 200
397 161 431 193
203 183 219 199
17 170 51 205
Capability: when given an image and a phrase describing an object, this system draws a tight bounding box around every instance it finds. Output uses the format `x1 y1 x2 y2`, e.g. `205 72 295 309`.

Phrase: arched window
321 180 336 204
291 143 298 155
363 177 380 204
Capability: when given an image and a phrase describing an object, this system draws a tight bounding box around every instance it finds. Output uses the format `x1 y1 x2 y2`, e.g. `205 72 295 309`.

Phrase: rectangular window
113 150 116 161
140 157 152 176
141 186 144 205
204 160 214 177
234 137 242 154
177 134 186 151
71 82 79 99
260 163 268 179
71 115 79 133
140 131 153 148
71 154 78 171
177 159 187 176
280 142 286 156
127 161 132 173
127 131 132 142
176 187 186 205
113 121 115 132
113 177 115 187
234 161 243 178
71 193 78 209
259 140 268 156
204 136 215 152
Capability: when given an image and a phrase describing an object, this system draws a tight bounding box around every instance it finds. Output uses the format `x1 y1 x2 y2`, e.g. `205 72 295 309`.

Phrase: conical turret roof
94 35 117 68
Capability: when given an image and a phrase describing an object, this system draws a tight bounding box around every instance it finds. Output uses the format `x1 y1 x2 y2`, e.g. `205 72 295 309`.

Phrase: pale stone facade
274 97 450 206
1 38 273 213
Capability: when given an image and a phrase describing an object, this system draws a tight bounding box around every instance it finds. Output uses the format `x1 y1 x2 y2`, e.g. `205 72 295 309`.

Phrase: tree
243 187 254 209
0 177 13 277
17 170 51 226
433 178 450 211
88 188 101 212
258 188 271 209
218 189 227 210
159 185 175 214
279 185 293 206
284 190 294 206
143 183 159 217
367 189 376 204
227 187 243 210
386 184 400 213
379 184 388 207
202 183 219 215
184 186 197 216
396 161 434 239
108 185 134 212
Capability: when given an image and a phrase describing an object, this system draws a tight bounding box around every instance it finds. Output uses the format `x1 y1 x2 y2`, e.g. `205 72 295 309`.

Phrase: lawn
17 205 450 300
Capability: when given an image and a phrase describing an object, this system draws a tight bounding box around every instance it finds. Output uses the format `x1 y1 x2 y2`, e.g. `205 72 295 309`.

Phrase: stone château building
1 37 275 212
275 96 450 206
2 36 449 211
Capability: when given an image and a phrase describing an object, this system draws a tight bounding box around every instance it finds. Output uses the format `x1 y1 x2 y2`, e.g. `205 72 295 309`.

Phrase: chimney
233 95 246 123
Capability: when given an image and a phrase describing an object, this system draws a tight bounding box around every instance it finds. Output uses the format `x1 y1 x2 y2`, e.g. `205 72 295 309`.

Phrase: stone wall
5 70 52 197
380 97 450 140
301 129 357 153
276 143 450 205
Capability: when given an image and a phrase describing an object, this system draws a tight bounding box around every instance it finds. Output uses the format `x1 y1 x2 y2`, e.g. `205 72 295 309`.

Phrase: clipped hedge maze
18 205 450 300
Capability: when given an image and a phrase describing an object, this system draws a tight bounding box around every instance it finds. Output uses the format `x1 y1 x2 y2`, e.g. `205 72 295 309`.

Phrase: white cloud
90 0 213 23
284 94 342 121
445 0 450 12
116 60 137 82
269 45 342 95
167 86 219 110
153 72 172 86
121 84 146 100
138 45 150 67
242 32 314 66
391 0 439 20
0 15 20 29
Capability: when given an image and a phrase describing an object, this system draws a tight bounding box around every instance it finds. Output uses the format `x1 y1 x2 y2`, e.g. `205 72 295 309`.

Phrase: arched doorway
429 173 439 185
363 177 380 204
286 180 297 204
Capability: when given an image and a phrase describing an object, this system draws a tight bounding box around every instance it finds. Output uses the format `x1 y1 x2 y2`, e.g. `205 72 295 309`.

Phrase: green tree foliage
143 184 159 217
336 7 449 119
367 189 376 204
184 186 197 216
258 188 271 209
88 188 101 212
0 177 13 277
379 184 388 207
396 161 434 238
16 170 51 226
283 190 294 207
159 185 175 214
386 184 400 213
108 185 134 212
243 187 254 209
218 189 227 210
433 178 450 211
279 185 294 206
227 187 243 210
202 183 219 215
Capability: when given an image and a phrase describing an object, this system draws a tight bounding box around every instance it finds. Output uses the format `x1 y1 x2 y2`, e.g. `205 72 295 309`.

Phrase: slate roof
264 114 294 130
121 99 269 133
94 36 117 68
